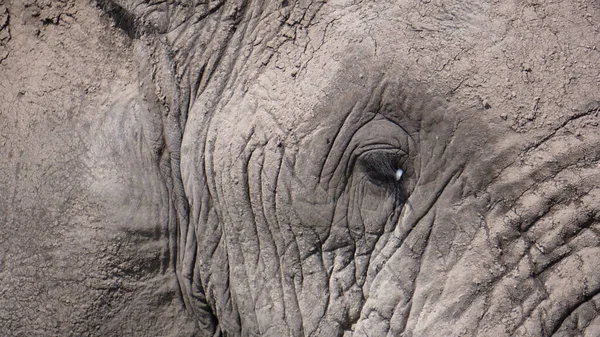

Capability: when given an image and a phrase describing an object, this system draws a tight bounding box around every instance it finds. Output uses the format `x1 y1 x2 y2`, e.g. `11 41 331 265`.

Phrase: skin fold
1 0 599 336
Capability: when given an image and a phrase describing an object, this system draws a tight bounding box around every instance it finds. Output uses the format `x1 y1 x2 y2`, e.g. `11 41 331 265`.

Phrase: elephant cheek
293 186 336 235
292 177 397 235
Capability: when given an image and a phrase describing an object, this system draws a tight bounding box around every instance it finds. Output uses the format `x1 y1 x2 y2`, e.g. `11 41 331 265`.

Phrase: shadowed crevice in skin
95 0 138 38
522 100 600 154
550 288 600 336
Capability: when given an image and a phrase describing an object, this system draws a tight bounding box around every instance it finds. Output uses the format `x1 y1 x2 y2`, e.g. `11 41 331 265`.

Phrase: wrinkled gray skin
1 0 600 336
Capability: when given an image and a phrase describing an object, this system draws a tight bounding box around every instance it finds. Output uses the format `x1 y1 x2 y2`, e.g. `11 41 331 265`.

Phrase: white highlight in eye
395 168 404 181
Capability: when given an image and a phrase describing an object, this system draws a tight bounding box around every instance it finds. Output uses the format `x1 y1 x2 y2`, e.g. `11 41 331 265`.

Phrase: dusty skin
1 0 599 336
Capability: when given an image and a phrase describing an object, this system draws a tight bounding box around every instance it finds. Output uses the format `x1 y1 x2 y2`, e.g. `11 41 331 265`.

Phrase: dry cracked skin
0 0 599 336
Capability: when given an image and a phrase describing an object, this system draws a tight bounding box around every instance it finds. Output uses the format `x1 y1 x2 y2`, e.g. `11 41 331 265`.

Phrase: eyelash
358 152 407 188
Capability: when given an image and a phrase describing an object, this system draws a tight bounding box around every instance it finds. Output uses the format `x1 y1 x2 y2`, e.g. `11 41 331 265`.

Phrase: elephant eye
358 151 407 188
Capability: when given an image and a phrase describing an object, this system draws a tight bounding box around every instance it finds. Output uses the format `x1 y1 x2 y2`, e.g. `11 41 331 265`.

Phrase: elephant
1 0 599 336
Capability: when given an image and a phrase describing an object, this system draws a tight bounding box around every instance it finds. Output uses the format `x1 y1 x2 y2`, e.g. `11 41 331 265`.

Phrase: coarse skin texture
0 0 599 336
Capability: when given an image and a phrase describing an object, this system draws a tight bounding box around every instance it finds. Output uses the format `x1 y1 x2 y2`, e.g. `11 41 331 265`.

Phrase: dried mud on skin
0 0 599 336
0 1 197 336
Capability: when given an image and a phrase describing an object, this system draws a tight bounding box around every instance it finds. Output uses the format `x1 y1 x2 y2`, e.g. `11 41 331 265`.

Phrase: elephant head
2 0 599 336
